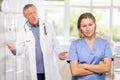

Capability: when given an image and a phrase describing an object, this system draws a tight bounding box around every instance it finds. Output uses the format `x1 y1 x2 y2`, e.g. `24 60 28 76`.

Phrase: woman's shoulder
95 37 109 44
71 38 83 44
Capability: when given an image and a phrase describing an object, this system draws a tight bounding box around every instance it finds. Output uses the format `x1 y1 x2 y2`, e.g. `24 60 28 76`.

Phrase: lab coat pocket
25 40 31 45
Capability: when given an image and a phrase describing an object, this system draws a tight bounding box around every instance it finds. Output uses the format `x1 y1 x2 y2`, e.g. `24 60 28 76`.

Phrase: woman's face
80 18 96 38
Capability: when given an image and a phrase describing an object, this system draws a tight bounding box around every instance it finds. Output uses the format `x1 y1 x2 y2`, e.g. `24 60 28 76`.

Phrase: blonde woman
67 12 113 80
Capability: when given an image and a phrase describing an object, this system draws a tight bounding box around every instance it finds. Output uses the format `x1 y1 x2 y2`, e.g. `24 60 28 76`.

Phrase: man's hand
58 52 68 60
7 43 16 51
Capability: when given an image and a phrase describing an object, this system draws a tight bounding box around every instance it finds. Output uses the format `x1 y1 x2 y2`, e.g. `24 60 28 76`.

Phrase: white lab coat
15 19 62 80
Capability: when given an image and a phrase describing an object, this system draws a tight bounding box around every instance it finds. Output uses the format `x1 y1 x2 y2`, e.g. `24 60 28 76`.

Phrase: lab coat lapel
24 23 37 80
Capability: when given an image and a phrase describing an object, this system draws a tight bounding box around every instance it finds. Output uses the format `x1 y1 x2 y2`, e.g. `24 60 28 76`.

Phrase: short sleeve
67 41 78 63
104 41 113 60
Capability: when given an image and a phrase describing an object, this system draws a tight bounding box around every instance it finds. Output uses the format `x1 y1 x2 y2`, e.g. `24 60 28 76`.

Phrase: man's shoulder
39 18 52 26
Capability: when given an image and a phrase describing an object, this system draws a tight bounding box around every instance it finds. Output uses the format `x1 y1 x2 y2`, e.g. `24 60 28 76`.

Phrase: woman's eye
82 25 86 27
89 23 93 26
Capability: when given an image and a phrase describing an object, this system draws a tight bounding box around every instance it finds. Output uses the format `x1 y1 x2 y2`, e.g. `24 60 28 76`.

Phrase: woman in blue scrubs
67 12 113 80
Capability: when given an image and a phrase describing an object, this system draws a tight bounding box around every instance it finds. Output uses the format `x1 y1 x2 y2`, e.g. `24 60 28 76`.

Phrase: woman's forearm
70 61 94 76
82 58 112 73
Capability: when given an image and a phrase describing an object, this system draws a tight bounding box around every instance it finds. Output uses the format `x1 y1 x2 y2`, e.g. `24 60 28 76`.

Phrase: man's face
24 6 38 25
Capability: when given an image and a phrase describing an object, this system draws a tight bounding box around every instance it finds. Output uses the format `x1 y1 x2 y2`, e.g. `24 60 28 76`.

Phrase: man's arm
48 22 67 60
7 43 16 55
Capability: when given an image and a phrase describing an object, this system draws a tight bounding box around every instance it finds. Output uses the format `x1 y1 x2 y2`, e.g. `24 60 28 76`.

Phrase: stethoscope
24 20 47 35
43 22 47 35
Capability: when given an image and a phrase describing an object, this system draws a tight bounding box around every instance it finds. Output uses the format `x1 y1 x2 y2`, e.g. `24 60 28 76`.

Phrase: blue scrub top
67 38 113 80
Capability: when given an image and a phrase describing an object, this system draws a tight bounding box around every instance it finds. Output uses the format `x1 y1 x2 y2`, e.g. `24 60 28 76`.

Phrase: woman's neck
85 37 95 49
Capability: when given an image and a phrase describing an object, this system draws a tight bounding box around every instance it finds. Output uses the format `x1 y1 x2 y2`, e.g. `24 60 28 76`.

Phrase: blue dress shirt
29 22 44 73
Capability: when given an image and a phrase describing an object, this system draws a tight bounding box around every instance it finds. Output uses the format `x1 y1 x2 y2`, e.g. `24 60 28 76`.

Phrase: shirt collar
27 20 39 28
